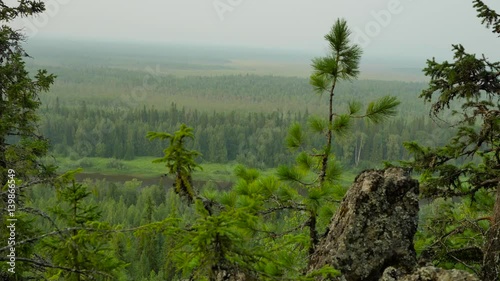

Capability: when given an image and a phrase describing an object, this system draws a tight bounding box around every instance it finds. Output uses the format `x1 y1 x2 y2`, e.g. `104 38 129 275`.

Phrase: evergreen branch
309 73 329 94
11 178 52 192
362 96 400 124
248 221 308 239
0 256 115 279
446 249 482 275
259 204 307 215
277 165 311 185
348 100 362 115
0 228 85 253
286 123 304 150
473 0 500 35
332 114 351 136
146 131 173 141
0 225 154 253
19 207 66 240
308 116 327 134
286 177 315 187
475 178 500 189
311 57 338 78
420 217 487 267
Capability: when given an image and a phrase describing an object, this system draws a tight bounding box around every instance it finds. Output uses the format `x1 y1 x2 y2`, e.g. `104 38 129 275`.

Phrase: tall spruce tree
0 1 56 279
0 0 55 187
405 1 500 280
1 3 124 280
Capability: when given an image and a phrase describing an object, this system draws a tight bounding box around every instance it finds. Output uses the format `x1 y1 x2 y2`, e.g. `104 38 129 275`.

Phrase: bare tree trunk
318 54 338 185
307 212 318 266
481 184 500 281
319 83 335 185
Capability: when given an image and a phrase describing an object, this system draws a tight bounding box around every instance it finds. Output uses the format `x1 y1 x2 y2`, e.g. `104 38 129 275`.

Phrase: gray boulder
308 168 420 280
380 266 479 281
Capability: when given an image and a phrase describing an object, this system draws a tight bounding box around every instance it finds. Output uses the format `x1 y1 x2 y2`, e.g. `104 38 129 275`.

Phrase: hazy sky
8 0 500 61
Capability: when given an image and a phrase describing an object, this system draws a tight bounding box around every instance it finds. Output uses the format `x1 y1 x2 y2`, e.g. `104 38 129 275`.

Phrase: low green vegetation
52 156 305 184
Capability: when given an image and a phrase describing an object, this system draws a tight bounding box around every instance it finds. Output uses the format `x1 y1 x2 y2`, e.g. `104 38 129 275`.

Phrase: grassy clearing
54 156 269 183
56 156 163 177
53 156 356 187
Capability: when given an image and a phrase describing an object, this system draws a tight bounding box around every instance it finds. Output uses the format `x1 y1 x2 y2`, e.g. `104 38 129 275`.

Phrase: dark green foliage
0 1 46 20
365 96 400 124
311 19 362 82
0 1 58 279
332 114 351 136
405 14 499 201
474 0 500 34
285 122 304 150
415 197 490 273
0 1 56 186
406 1 500 279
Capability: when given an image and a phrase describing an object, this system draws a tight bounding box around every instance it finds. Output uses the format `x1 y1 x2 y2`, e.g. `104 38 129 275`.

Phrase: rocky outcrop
380 266 479 281
307 167 480 281
211 167 478 280
308 168 420 280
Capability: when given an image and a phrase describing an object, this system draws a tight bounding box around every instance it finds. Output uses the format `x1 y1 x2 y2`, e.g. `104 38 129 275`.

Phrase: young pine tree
279 18 400 258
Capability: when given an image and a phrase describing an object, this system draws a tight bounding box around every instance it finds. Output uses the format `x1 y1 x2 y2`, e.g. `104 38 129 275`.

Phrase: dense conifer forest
1 1 499 280
36 72 448 169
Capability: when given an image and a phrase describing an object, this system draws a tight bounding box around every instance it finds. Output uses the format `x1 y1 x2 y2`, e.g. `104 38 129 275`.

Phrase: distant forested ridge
37 71 453 168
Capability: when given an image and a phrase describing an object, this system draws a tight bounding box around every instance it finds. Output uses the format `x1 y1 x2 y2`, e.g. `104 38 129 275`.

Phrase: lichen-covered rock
308 168 420 281
380 266 480 281
215 271 247 281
